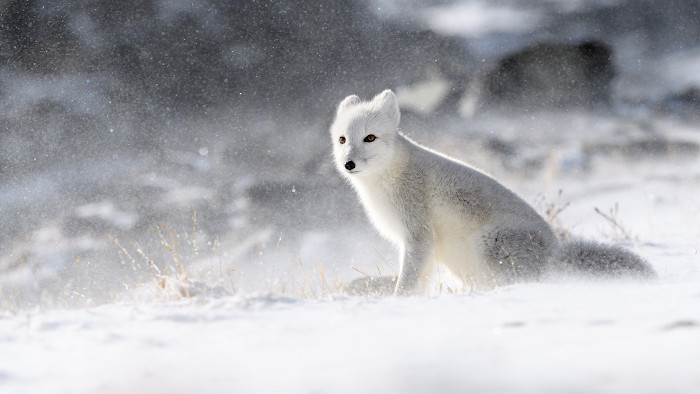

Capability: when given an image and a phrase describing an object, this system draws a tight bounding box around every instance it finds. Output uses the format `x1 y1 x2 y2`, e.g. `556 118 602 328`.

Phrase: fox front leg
394 232 434 295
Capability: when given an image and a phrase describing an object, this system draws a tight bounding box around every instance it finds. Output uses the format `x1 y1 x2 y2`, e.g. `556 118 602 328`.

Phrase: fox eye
339 136 346 144
364 134 376 142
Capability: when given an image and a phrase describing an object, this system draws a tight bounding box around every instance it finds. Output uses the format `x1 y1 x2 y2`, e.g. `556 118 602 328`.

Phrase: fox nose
345 161 355 171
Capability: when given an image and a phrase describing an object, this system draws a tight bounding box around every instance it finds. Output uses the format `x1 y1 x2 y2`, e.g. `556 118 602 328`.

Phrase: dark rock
654 87 700 118
462 40 615 116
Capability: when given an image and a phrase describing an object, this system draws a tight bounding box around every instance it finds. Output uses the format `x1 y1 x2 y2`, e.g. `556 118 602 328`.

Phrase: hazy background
1 0 699 308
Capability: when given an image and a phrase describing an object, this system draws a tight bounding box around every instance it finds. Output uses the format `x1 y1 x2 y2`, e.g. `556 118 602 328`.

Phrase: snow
424 2 544 37
75 201 137 230
2 279 699 393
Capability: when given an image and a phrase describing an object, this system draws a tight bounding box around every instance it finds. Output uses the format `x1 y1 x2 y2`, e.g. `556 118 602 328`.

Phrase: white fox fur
331 90 654 295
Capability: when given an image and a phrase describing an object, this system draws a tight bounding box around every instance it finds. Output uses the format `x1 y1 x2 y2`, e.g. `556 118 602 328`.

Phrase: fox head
330 90 400 178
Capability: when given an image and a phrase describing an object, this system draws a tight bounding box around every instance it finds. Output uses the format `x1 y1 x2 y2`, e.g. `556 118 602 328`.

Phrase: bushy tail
554 240 656 279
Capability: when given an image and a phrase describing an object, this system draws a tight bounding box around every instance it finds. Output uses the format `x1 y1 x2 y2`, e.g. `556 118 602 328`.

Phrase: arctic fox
331 90 655 295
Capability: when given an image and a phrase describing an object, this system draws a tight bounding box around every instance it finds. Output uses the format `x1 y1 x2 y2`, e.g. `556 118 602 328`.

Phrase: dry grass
0 213 494 315
536 189 571 237
108 211 235 302
594 203 633 241
106 212 364 303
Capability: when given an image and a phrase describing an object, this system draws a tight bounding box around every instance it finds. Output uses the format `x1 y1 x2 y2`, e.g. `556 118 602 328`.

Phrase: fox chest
355 183 407 246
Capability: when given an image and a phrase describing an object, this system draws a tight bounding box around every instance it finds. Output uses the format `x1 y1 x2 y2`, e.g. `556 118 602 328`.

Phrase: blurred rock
654 87 700 118
0 0 472 119
460 40 615 116
673 87 700 105
584 137 700 159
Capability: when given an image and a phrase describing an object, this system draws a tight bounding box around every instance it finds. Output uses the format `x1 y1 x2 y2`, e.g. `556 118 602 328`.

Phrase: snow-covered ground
1 121 698 394
3 279 699 394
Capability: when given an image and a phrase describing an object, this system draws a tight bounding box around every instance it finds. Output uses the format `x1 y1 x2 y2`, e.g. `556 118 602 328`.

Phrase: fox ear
337 95 361 113
372 89 400 127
